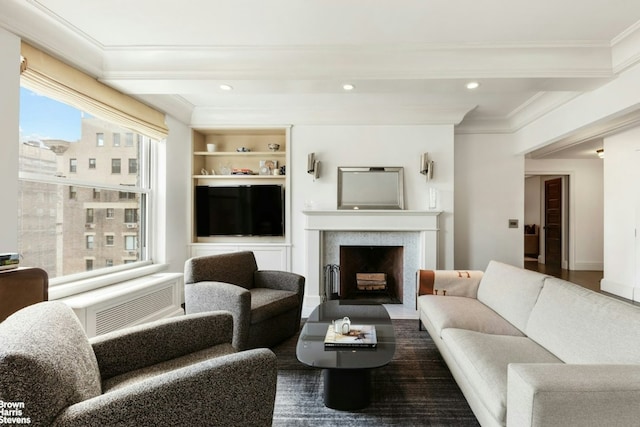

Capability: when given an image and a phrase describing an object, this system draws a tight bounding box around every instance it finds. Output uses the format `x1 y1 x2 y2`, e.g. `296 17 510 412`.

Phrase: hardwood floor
524 261 602 292
524 261 639 306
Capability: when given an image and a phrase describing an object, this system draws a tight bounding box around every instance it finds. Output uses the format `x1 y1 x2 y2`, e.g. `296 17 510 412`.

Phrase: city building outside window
113 133 120 147
18 87 152 281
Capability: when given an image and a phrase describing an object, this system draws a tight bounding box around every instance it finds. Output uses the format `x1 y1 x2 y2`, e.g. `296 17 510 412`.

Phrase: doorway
524 175 569 268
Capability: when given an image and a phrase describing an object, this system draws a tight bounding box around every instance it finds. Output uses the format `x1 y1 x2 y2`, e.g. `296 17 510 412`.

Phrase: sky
19 87 82 143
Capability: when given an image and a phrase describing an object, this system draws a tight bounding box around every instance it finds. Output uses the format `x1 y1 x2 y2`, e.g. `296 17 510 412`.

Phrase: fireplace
303 209 441 311
338 245 403 303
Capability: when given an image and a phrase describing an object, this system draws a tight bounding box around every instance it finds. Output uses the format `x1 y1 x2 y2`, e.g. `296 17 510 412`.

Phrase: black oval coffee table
296 300 396 410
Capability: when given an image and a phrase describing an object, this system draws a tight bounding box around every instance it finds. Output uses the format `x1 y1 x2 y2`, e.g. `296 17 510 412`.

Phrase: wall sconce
307 153 320 180
420 153 434 180
596 149 604 159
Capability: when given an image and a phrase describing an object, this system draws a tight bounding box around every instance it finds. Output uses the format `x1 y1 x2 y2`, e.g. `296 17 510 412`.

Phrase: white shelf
194 151 285 156
193 174 285 179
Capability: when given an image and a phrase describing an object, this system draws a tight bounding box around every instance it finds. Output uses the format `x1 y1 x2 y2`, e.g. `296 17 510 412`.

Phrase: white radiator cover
59 272 184 337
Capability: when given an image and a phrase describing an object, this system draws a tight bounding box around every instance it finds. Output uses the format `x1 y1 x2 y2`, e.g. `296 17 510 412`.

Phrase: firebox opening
339 245 403 304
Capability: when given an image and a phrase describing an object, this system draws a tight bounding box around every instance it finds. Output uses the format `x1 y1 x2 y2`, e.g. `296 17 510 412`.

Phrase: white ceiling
3 0 640 157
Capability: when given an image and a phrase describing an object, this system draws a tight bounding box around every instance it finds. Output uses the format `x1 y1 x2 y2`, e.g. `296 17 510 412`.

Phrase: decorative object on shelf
206 143 216 152
232 168 255 175
259 160 278 175
307 153 320 180
218 163 232 175
279 166 286 176
200 168 209 175
268 143 280 152
420 152 434 180
236 147 250 152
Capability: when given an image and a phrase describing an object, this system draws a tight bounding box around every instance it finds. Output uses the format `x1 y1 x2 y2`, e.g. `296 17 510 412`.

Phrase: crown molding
190 104 472 127
612 20 640 73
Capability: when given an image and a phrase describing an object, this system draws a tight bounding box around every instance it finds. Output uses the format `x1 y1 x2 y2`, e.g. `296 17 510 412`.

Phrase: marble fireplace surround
302 210 441 310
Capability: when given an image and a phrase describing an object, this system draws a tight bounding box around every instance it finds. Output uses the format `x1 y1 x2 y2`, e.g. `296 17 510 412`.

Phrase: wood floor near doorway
524 261 602 293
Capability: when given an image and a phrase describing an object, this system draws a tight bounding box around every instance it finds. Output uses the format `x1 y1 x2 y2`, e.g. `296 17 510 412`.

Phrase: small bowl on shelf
236 147 250 152
267 143 280 152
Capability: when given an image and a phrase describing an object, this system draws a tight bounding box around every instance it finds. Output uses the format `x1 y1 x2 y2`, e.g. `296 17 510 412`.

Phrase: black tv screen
195 185 284 237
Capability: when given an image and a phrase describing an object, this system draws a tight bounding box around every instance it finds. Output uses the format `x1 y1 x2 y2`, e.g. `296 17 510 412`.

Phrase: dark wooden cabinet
0 267 48 322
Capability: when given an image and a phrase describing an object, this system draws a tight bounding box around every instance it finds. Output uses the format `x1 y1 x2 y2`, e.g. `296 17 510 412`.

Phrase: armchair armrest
91 311 234 381
53 348 278 427
507 364 640 427
254 270 305 294
184 281 251 350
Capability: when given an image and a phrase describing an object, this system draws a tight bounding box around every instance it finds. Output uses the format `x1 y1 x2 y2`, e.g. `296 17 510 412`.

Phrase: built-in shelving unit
189 127 292 271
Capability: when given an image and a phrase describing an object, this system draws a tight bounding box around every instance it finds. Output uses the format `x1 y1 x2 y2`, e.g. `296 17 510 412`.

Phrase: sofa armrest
91 311 234 381
507 364 640 427
53 348 278 427
255 270 305 294
184 281 251 350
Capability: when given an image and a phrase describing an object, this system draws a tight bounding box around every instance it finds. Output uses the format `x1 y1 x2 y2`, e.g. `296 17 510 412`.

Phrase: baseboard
573 262 604 271
601 278 635 301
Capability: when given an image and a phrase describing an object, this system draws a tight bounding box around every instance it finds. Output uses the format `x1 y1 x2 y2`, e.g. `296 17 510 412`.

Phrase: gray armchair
184 251 305 351
0 301 277 427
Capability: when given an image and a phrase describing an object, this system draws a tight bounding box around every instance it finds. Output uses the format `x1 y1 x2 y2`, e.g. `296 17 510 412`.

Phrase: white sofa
417 260 640 427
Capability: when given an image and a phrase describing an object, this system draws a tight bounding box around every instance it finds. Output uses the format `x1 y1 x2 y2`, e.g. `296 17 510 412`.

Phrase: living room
1 2 640 425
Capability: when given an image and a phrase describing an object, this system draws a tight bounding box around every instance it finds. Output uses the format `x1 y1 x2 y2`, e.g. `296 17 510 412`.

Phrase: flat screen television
195 185 284 236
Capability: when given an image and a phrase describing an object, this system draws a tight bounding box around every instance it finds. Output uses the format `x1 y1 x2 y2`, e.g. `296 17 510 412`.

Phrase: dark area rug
271 319 481 426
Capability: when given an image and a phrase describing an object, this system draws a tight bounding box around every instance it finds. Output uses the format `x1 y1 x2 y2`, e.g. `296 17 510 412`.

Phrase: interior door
545 177 563 269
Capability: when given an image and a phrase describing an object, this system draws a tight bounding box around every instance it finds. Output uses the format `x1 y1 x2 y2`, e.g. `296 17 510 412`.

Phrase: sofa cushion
0 301 101 425
250 288 299 324
418 295 524 337
476 260 548 333
526 277 640 364
442 328 561 425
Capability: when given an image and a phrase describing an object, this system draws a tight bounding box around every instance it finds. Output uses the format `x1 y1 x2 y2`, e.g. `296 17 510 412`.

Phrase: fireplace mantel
303 209 441 231
302 210 441 308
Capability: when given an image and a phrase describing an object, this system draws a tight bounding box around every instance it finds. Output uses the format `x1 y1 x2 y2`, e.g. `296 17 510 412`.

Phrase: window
113 133 120 147
111 158 121 174
124 208 138 223
19 42 166 285
69 158 77 173
128 158 138 174
18 87 155 281
125 133 134 147
124 235 137 250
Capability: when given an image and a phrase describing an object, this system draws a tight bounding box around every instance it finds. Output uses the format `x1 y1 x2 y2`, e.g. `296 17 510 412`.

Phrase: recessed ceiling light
342 83 355 91
466 81 480 90
219 84 233 91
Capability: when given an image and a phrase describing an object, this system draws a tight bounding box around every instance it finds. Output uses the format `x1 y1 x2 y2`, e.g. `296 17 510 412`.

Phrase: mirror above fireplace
337 167 405 210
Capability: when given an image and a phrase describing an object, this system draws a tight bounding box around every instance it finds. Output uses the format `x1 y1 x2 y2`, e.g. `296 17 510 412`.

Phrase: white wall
524 176 541 226
0 28 20 252
153 115 191 273
525 159 604 270
289 125 455 282
601 126 640 300
454 133 524 270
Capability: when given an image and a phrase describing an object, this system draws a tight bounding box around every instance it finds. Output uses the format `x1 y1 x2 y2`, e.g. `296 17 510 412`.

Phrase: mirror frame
337 167 405 210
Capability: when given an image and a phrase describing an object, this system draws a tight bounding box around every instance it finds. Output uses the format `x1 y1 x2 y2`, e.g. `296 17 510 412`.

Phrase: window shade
20 42 168 140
